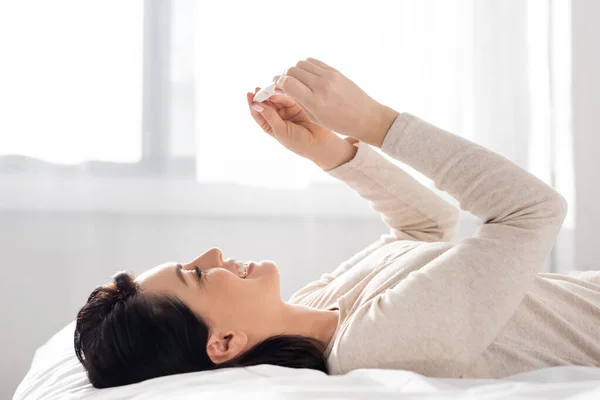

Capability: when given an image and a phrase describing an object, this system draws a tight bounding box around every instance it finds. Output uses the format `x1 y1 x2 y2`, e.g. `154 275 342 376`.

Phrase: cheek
204 273 244 305
185 287 232 325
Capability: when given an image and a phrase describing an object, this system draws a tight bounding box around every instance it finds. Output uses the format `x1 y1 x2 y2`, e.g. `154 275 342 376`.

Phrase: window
0 0 473 187
193 0 474 188
0 0 196 177
0 0 143 172
0 1 569 221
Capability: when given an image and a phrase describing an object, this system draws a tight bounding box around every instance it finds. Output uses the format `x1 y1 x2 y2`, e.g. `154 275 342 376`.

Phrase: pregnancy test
253 83 277 103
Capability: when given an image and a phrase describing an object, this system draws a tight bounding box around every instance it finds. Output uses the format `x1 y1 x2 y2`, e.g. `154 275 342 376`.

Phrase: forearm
310 103 397 170
326 140 460 242
311 134 358 171
382 113 567 224
361 103 400 148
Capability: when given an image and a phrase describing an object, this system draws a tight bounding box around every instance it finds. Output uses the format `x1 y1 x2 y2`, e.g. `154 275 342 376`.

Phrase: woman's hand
274 58 399 148
247 88 357 171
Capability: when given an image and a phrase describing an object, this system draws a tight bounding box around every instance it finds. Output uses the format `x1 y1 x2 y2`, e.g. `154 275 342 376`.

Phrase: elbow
554 193 569 221
516 192 568 238
542 192 568 228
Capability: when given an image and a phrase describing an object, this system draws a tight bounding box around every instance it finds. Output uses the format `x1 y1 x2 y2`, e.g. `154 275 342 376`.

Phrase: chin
260 259 278 270
258 260 279 275
252 260 280 284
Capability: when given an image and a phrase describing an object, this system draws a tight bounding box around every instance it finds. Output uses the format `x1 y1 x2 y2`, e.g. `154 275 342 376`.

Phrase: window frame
0 0 195 179
0 0 380 216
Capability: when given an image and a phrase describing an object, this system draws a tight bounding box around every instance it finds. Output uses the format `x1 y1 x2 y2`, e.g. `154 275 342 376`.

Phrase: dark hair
74 272 328 388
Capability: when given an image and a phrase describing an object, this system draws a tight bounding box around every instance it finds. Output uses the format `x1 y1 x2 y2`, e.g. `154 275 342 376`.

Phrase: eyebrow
175 264 188 286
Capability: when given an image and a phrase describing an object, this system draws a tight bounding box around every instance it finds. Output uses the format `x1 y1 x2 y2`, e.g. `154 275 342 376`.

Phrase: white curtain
0 0 573 265
194 0 475 188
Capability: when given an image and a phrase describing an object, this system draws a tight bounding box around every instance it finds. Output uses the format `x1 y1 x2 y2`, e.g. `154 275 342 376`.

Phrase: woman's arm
327 137 460 244
279 59 567 375
288 134 460 304
248 84 459 247
319 137 460 283
330 113 567 376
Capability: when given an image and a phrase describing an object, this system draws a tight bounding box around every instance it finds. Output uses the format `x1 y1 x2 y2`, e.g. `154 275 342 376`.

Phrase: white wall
572 0 600 270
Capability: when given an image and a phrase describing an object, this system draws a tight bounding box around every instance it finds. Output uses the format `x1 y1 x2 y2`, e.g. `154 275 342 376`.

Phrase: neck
275 303 339 347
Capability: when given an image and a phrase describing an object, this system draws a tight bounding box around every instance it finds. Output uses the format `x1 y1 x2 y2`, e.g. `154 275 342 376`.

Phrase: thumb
253 102 286 134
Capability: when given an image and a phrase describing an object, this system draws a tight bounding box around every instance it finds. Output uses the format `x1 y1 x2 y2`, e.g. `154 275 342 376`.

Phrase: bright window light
0 0 143 164
193 0 474 188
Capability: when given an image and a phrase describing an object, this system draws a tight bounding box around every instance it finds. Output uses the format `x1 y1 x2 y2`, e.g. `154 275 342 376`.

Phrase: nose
183 247 223 270
206 247 224 264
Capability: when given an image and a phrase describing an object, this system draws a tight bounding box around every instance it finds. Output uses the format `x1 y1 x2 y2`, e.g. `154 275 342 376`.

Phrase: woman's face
135 248 283 357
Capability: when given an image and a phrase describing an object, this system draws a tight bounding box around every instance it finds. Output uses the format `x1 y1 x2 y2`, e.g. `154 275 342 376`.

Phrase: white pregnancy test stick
253 83 277 103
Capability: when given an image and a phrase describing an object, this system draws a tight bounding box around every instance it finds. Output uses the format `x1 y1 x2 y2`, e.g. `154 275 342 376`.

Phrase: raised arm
247 79 459 246
330 112 567 376
327 138 460 243
276 59 567 375
310 137 460 285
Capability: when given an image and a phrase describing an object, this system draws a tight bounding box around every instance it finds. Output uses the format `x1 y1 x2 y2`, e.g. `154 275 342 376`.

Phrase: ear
206 330 249 364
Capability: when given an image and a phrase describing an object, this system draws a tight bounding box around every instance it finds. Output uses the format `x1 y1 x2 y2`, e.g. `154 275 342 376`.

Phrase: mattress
14 322 600 400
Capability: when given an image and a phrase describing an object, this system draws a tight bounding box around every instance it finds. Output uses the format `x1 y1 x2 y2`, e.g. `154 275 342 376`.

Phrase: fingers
306 57 333 70
247 90 260 109
252 57 334 129
256 102 287 135
273 57 333 104
269 94 318 123
248 87 288 134
273 59 326 83
296 60 325 76
266 94 298 108
265 99 285 110
275 75 312 106
248 87 260 104
284 66 318 88
247 91 271 134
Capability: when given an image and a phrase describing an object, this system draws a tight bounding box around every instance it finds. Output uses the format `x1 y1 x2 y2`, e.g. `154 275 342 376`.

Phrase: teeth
236 261 248 278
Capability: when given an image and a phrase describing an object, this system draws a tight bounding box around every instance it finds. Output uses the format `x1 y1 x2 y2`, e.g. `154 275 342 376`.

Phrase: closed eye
175 263 203 286
194 266 203 281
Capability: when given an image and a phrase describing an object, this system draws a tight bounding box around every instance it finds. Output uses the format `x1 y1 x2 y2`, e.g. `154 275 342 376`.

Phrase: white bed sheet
14 322 600 400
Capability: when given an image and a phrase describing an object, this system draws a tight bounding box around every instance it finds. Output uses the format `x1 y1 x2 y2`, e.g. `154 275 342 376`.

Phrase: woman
75 58 600 388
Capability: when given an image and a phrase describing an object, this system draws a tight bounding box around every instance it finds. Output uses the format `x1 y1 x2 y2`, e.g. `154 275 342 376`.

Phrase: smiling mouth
235 261 256 279
236 261 249 278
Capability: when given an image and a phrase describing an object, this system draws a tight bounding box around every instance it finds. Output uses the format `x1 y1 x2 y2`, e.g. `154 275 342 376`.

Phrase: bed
14 322 600 400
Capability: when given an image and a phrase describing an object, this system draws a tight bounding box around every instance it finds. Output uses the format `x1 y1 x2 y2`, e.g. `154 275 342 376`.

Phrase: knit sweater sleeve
288 126 460 303
327 113 567 376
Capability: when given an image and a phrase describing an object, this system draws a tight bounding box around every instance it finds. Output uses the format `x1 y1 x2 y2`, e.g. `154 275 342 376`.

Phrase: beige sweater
289 113 600 378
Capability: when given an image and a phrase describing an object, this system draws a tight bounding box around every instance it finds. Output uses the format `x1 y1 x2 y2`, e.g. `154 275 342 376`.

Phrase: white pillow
14 322 90 400
12 322 325 400
13 322 600 400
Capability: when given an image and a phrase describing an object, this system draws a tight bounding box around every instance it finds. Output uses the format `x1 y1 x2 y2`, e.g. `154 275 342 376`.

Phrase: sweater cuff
380 112 415 156
326 141 380 182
